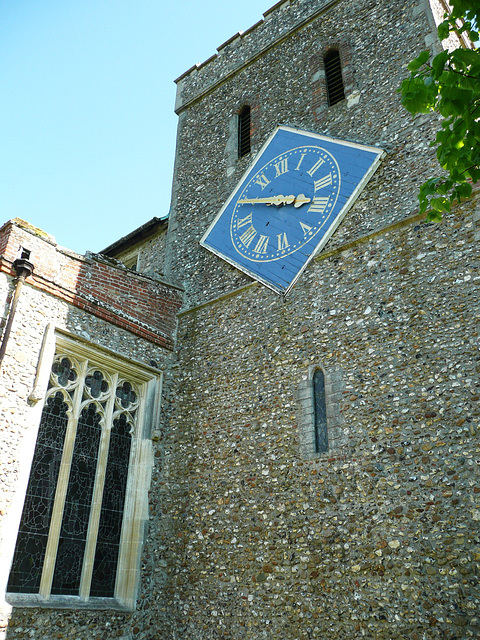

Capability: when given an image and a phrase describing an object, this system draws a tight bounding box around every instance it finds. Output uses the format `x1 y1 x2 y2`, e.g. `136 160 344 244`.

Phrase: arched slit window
238 105 251 158
324 50 345 106
313 368 328 453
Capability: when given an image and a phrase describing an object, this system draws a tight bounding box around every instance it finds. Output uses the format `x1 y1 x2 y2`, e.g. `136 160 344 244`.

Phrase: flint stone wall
7 198 480 640
153 199 480 640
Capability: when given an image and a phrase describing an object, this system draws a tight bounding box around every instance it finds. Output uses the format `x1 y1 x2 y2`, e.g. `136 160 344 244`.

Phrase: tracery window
7 336 159 610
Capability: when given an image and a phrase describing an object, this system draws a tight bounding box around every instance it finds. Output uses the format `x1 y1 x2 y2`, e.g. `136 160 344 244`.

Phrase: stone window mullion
78 371 118 600
113 385 144 602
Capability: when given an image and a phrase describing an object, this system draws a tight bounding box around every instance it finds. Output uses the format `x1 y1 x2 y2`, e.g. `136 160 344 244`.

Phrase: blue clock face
201 126 384 293
230 145 341 262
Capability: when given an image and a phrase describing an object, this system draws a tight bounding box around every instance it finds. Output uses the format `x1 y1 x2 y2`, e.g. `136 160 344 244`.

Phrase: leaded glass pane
89 542 119 598
116 381 137 409
6 533 50 594
17 493 55 537
52 357 77 387
85 370 109 399
51 402 102 595
313 369 328 453
50 538 85 596
7 391 69 593
90 413 131 597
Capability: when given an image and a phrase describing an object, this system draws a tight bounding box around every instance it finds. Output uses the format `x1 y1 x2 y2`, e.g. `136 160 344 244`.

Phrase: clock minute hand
236 195 289 206
237 194 311 207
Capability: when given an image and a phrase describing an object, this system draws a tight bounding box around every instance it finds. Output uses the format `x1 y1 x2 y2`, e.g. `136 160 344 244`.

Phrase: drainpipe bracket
13 258 34 279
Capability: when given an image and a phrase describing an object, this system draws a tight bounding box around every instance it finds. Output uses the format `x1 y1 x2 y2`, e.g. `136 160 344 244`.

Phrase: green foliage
400 0 480 220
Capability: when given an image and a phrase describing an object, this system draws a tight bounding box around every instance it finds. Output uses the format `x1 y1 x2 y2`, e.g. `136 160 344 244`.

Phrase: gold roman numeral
277 232 289 251
254 173 270 190
295 153 306 171
300 221 313 236
254 235 269 254
240 225 257 247
307 158 325 177
314 173 333 191
308 196 330 213
274 158 288 177
237 212 253 229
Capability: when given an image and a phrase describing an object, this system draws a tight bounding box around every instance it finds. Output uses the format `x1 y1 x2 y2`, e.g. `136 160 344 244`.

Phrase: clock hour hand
237 194 311 208
292 194 311 208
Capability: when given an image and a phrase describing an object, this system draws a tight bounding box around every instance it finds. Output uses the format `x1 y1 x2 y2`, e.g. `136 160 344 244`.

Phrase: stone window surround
324 49 346 106
3 325 161 612
297 362 346 459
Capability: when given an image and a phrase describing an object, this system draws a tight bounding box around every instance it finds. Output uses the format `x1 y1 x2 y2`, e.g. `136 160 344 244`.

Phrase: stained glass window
7 391 69 593
8 348 145 605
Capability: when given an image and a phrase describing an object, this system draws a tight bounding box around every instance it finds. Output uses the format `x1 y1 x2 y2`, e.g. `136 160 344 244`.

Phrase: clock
201 125 384 294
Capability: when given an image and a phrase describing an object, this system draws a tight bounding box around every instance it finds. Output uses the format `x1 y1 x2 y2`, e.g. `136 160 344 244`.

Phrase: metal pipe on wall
0 257 34 371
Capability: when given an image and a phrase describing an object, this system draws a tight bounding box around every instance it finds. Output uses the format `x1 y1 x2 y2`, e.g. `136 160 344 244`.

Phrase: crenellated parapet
174 0 342 113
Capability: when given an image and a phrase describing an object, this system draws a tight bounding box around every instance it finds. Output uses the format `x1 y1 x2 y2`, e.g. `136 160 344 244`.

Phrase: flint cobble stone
151 202 479 639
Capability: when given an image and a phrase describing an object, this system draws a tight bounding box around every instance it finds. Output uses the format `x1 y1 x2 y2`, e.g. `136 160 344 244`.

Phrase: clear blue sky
0 0 270 255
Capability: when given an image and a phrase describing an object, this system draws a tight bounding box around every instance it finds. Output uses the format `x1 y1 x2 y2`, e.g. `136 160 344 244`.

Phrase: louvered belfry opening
324 50 345 106
238 105 251 157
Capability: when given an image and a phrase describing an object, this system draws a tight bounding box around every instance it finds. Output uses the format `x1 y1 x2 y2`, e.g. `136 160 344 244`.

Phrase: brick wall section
0 219 183 350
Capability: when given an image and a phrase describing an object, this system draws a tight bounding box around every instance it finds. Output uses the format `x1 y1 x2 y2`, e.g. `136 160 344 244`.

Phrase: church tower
156 0 480 637
2 1 479 639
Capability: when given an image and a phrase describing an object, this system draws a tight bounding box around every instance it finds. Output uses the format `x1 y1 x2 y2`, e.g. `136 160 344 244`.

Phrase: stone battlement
174 0 341 113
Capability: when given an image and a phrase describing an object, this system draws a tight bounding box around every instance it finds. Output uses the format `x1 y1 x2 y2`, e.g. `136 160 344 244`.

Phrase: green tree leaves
400 0 480 220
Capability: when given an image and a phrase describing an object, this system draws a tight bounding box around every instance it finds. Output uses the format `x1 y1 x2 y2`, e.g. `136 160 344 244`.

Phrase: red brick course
0 219 183 350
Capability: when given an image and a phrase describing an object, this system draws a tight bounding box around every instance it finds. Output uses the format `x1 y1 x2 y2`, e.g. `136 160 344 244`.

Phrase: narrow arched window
324 50 345 106
313 368 328 453
238 105 251 158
